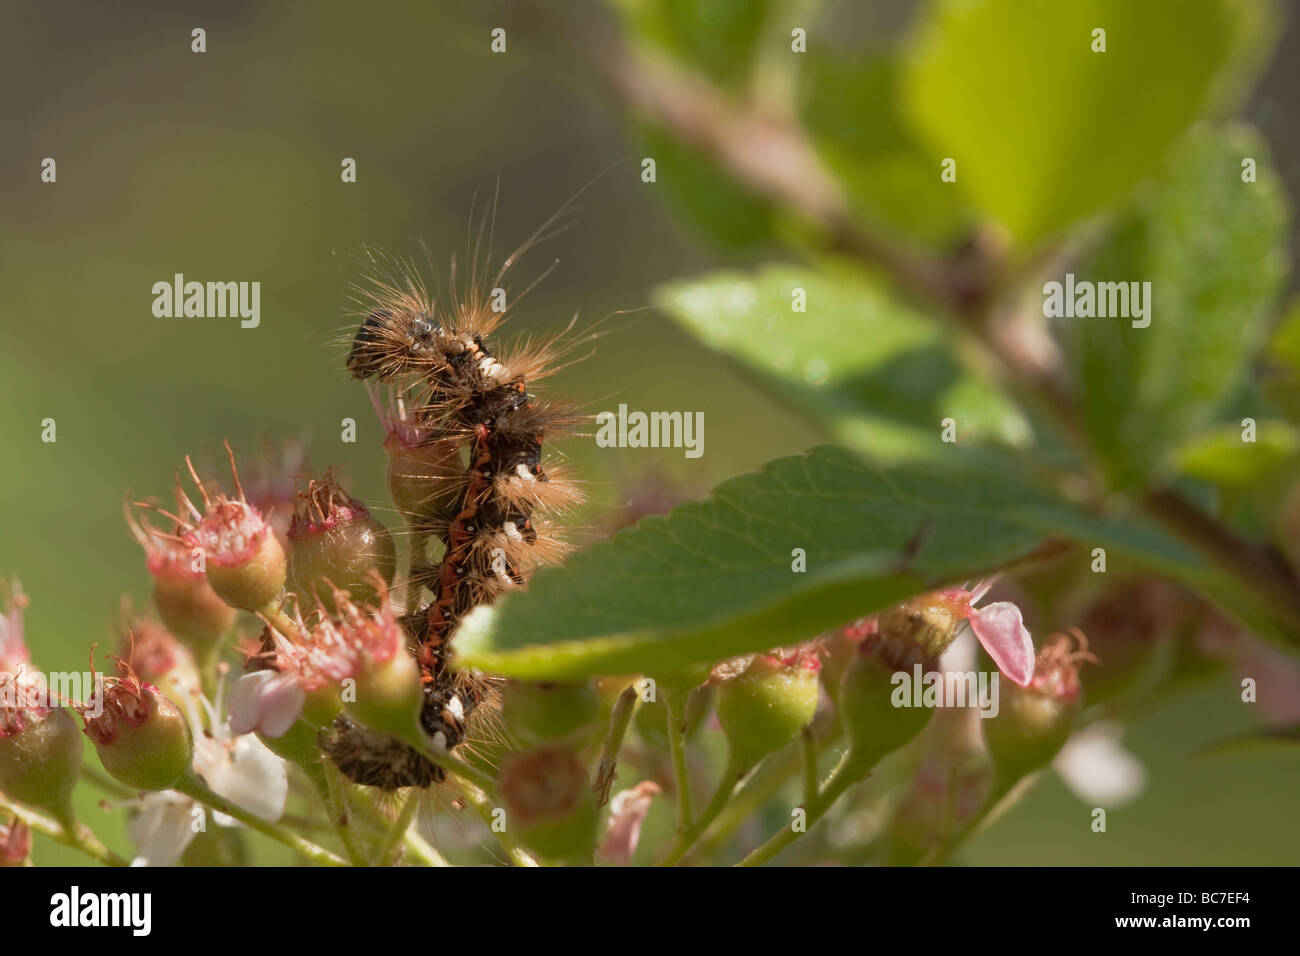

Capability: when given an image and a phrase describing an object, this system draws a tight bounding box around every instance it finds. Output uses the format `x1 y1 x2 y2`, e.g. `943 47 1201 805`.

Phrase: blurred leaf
637 125 780 246
801 52 971 246
655 265 1030 460
1262 297 1300 423
1173 420 1299 489
611 0 776 90
454 444 1245 680
901 0 1272 248
1267 297 1300 372
1197 723 1300 756
1074 124 1290 487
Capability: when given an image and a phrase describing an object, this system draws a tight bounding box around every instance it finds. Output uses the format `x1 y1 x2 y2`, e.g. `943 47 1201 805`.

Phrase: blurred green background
2 0 1297 864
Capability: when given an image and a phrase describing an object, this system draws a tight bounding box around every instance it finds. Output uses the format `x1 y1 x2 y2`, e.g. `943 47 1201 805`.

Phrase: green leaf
801 52 971 246
611 0 776 91
1197 723 1300 756
900 0 1272 248
454 445 1247 680
655 265 1030 460
636 125 779 247
1074 124 1290 486
1173 420 1299 489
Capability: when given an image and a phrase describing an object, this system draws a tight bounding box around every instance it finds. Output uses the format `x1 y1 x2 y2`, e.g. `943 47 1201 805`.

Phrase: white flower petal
127 792 199 867
1053 721 1147 807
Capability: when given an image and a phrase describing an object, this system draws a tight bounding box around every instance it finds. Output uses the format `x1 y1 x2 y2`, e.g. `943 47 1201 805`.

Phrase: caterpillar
322 194 586 791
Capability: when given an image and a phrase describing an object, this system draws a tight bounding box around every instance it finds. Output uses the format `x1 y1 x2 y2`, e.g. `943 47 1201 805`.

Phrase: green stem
736 746 871 867
918 770 1035 867
665 691 693 831
260 603 304 642
403 827 450 867
175 771 347 866
317 759 369 866
80 764 135 799
376 789 422 866
658 751 748 867
593 685 639 805
800 726 819 813
414 741 498 794
686 711 841 864
0 798 128 866
460 784 539 867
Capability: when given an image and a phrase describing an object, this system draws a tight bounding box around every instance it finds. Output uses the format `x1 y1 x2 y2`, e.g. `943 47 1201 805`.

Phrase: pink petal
969 601 1035 687
597 781 661 865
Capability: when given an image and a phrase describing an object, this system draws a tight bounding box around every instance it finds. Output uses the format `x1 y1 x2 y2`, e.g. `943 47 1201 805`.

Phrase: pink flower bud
144 442 287 613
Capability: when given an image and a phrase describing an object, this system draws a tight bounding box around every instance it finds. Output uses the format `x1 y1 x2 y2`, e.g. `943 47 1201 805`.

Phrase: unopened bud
287 472 396 612
500 680 600 748
715 650 820 770
839 632 935 765
984 632 1093 781
126 503 237 653
81 658 192 792
499 746 599 864
0 703 82 814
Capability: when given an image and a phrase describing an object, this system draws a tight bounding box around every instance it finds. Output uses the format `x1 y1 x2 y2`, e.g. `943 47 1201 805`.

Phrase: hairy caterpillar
323 191 588 790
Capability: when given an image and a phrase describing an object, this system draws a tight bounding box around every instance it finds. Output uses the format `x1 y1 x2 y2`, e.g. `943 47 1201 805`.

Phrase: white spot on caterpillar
515 464 535 481
503 521 523 541
447 696 464 722
431 731 448 753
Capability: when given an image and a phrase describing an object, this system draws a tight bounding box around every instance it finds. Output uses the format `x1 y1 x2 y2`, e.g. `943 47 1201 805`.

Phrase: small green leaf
1074 124 1291 486
655 265 1029 460
900 0 1272 248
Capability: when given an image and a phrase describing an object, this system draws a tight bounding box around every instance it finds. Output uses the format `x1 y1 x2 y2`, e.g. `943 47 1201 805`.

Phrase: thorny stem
0 797 128 866
658 751 748 867
175 771 347 866
593 684 639 805
664 690 694 831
